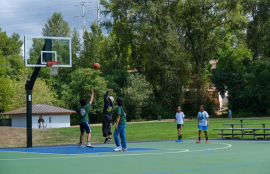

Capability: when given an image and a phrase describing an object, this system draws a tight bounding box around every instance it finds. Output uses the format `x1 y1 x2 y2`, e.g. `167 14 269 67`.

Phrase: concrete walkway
71 118 226 127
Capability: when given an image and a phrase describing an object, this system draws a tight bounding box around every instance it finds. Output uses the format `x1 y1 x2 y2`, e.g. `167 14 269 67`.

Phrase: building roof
0 104 76 115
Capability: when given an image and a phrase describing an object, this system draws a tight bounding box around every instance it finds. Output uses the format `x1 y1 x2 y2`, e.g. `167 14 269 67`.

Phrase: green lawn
33 118 270 146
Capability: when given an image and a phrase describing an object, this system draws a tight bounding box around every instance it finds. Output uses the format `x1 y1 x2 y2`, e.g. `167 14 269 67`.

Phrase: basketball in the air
93 63 100 70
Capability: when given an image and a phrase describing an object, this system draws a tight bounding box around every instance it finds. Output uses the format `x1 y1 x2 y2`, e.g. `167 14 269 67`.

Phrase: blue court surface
0 140 269 174
0 146 161 155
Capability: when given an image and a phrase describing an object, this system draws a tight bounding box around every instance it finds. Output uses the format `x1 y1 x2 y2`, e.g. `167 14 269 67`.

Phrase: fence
0 118 12 126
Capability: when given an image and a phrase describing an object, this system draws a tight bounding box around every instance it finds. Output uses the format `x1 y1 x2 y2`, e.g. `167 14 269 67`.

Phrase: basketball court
0 140 269 174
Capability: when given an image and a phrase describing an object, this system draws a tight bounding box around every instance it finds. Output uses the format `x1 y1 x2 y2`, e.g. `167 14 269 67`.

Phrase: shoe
205 140 209 143
108 138 112 142
104 138 109 144
196 140 201 143
179 139 183 142
122 148 128 151
86 142 94 148
78 143 85 148
175 140 180 142
114 146 122 151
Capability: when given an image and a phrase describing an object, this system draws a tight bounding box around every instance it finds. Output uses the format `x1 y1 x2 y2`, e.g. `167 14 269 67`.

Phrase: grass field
1 118 270 148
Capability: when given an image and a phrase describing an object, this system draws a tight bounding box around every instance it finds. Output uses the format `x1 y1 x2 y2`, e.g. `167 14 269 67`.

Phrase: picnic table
213 128 270 139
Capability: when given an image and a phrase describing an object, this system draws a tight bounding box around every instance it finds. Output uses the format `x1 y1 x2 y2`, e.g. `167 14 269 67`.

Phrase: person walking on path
228 109 232 119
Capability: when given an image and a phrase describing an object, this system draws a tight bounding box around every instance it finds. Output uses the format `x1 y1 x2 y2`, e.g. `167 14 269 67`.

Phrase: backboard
24 36 72 67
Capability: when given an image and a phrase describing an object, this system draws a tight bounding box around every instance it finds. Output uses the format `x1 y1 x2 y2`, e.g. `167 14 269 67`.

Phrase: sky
0 0 109 41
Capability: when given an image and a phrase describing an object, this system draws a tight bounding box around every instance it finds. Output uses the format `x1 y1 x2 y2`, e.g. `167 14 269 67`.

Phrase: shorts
177 124 182 130
199 125 208 131
79 122 91 134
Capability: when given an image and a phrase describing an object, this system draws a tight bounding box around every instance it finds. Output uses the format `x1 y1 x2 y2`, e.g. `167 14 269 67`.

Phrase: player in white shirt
196 105 209 143
171 106 185 142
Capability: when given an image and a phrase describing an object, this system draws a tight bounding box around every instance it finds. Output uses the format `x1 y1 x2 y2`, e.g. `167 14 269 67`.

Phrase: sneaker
205 140 209 143
175 140 180 142
104 138 109 144
114 146 122 151
86 142 94 148
78 143 85 148
108 138 112 142
196 140 201 143
179 139 183 142
122 148 128 151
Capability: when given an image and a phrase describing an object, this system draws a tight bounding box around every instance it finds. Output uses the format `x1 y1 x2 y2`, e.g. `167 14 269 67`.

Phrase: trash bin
158 115 161 121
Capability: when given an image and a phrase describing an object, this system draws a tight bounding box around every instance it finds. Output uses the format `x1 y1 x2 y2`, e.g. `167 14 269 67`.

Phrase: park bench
232 118 270 137
223 123 270 138
213 128 270 139
214 118 270 139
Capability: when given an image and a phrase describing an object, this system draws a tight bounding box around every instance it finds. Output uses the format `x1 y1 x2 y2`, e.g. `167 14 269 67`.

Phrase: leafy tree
174 0 248 91
122 74 153 120
242 0 270 59
0 56 14 113
42 12 70 37
104 69 129 95
9 69 57 111
59 68 114 122
211 34 253 113
80 23 109 68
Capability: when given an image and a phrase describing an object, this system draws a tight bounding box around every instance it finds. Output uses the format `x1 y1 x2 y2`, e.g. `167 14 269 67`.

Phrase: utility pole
82 0 86 33
97 0 99 27
74 0 87 33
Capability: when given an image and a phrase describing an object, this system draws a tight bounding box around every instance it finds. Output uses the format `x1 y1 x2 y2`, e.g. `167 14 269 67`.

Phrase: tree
42 12 70 37
101 0 191 110
59 68 114 123
9 69 57 111
81 23 108 68
174 0 248 91
0 56 13 113
211 34 253 113
122 74 153 120
242 0 270 59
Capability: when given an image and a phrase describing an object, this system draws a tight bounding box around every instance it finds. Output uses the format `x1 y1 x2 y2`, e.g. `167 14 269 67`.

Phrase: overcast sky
0 0 109 41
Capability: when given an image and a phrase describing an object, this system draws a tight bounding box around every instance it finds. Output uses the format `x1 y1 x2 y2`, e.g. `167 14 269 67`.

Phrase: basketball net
47 61 61 75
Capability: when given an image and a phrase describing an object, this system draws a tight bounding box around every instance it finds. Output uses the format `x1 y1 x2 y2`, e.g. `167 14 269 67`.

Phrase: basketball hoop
47 61 61 75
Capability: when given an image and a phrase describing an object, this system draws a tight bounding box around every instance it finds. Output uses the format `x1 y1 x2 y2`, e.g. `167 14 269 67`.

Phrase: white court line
0 142 232 161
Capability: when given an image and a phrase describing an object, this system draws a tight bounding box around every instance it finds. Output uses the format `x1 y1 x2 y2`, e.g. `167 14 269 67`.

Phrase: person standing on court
171 106 185 142
228 109 232 119
77 90 94 148
112 98 127 151
196 105 209 143
103 89 114 143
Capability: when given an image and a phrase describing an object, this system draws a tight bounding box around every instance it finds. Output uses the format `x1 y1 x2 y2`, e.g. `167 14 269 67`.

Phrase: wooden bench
213 128 270 139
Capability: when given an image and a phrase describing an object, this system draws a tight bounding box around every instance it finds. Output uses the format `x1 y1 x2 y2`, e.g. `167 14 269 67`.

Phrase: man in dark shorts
103 89 114 143
76 90 94 148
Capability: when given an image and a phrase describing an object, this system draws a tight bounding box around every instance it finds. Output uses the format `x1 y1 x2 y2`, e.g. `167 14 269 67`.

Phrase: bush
182 92 216 117
122 74 153 121
142 103 175 120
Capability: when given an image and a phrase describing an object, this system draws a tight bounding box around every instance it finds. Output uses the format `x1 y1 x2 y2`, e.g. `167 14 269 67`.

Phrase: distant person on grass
77 90 94 148
228 109 232 119
103 89 114 143
196 105 209 143
38 116 44 129
171 106 185 142
112 98 127 151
